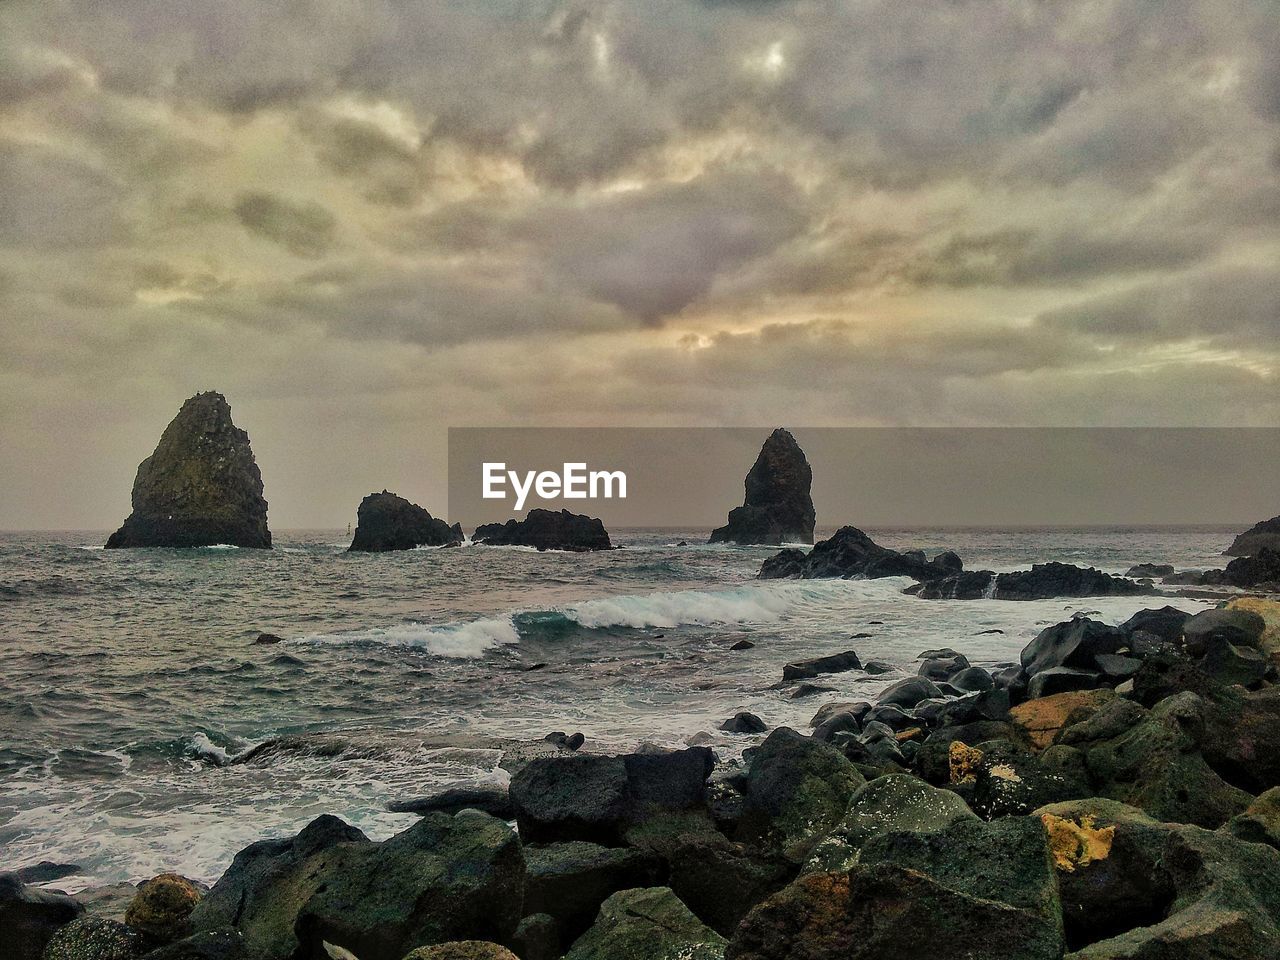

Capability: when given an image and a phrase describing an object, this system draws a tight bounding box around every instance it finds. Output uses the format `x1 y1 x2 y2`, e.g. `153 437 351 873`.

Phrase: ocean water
0 526 1237 891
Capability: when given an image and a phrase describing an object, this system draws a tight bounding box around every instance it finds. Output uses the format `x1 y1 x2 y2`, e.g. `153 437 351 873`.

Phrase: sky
0 0 1277 529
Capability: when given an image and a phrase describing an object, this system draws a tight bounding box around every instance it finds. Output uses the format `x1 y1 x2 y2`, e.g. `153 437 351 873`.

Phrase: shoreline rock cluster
11 596 1280 960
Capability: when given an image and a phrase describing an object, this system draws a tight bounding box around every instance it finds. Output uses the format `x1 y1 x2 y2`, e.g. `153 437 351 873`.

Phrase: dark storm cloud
1039 267 1280 346
0 0 1278 528
232 192 338 258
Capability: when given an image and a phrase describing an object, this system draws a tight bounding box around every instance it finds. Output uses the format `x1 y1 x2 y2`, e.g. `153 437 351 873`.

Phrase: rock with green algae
41 917 142 960
189 811 524 960
105 392 271 549
1036 798 1280 959
1225 786 1280 850
123 873 201 946
734 727 865 862
725 862 1063 960
400 944 519 960
804 773 978 874
563 887 726 960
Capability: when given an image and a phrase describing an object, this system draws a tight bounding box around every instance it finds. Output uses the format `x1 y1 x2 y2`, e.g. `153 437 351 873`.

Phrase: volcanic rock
910 562 1150 600
1226 514 1280 556
0 873 84 960
759 526 959 581
473 509 612 551
709 428 815 545
347 491 458 551
106 392 270 549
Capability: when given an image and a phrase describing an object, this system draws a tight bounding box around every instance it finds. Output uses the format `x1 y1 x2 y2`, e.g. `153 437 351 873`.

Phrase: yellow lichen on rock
1227 597 1280 660
1041 813 1115 872
949 741 983 784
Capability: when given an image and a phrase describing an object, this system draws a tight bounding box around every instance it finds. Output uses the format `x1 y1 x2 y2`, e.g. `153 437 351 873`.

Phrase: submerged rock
106 392 271 549
911 562 1150 600
1226 514 1280 556
347 491 459 551
473 509 612 552
709 428 815 545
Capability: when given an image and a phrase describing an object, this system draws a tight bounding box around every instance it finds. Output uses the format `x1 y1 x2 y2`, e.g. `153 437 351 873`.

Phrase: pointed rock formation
1227 515 1280 556
710 428 815 545
105 392 271 549
348 491 461 552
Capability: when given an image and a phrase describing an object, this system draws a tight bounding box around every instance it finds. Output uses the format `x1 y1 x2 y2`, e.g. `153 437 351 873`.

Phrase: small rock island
105 392 271 549
1228 515 1280 556
348 491 462 552
473 509 612 552
710 428 815 545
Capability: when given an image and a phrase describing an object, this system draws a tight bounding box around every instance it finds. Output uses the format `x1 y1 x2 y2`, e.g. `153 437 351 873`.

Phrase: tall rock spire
106 392 271 548
710 428 815 545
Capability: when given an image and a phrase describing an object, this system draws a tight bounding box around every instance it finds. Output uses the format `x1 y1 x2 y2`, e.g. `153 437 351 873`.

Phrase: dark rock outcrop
106 392 271 549
563 887 726 960
347 491 459 552
759 526 959 581
473 509 612 552
523 842 662 941
1222 547 1280 588
1227 514 1280 556
709 429 815 545
0 873 84 960
190 812 524 960
781 651 861 682
909 562 1151 600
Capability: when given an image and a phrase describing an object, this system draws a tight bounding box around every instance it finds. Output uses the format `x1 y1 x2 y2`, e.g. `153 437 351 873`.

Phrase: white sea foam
300 616 521 658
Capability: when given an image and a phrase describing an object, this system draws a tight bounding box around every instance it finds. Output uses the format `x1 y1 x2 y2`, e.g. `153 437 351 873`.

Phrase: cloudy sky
1 0 1277 529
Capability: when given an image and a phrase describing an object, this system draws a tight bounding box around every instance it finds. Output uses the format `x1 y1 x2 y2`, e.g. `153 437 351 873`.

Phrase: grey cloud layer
0 0 1276 527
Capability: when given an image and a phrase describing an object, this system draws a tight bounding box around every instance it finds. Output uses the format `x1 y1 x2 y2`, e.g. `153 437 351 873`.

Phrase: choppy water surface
0 526 1234 888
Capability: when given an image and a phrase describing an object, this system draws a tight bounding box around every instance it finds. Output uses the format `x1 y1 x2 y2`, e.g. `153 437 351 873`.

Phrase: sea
0 526 1238 891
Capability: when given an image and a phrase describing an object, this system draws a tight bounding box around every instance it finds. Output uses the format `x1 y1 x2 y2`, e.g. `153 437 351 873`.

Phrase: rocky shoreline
8 593 1280 960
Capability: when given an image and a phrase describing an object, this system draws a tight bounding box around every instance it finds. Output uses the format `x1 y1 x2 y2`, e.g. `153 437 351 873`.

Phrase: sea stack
710 428 815 545
348 491 461 551
1227 515 1280 556
105 392 271 549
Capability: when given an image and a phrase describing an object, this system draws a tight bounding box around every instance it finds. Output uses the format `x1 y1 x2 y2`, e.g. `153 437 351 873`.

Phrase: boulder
725 861 1063 960
0 873 84 960
402 945 519 960
123 874 201 946
510 915 560 960
709 428 815 545
877 676 942 708
1021 617 1125 677
804 774 978 874
1200 637 1268 688
912 563 1151 600
959 741 1092 819
735 728 865 860
135 929 250 960
759 526 958 581
1182 607 1266 656
1198 685 1280 794
190 812 524 960
523 842 661 941
949 666 994 692
1027 667 1102 700
473 509 611 552
1003 691 1116 752
719 712 767 734
781 651 861 681
1093 654 1141 682
1120 606 1191 644
386 784 513 819
1226 786 1280 850
509 748 713 844
1226 597 1280 660
106 392 270 549
563 887 726 960
42 917 142 960
1037 797 1280 959
918 653 968 680
660 835 796 937
1080 693 1252 828
347 491 458 551
1226 515 1280 556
